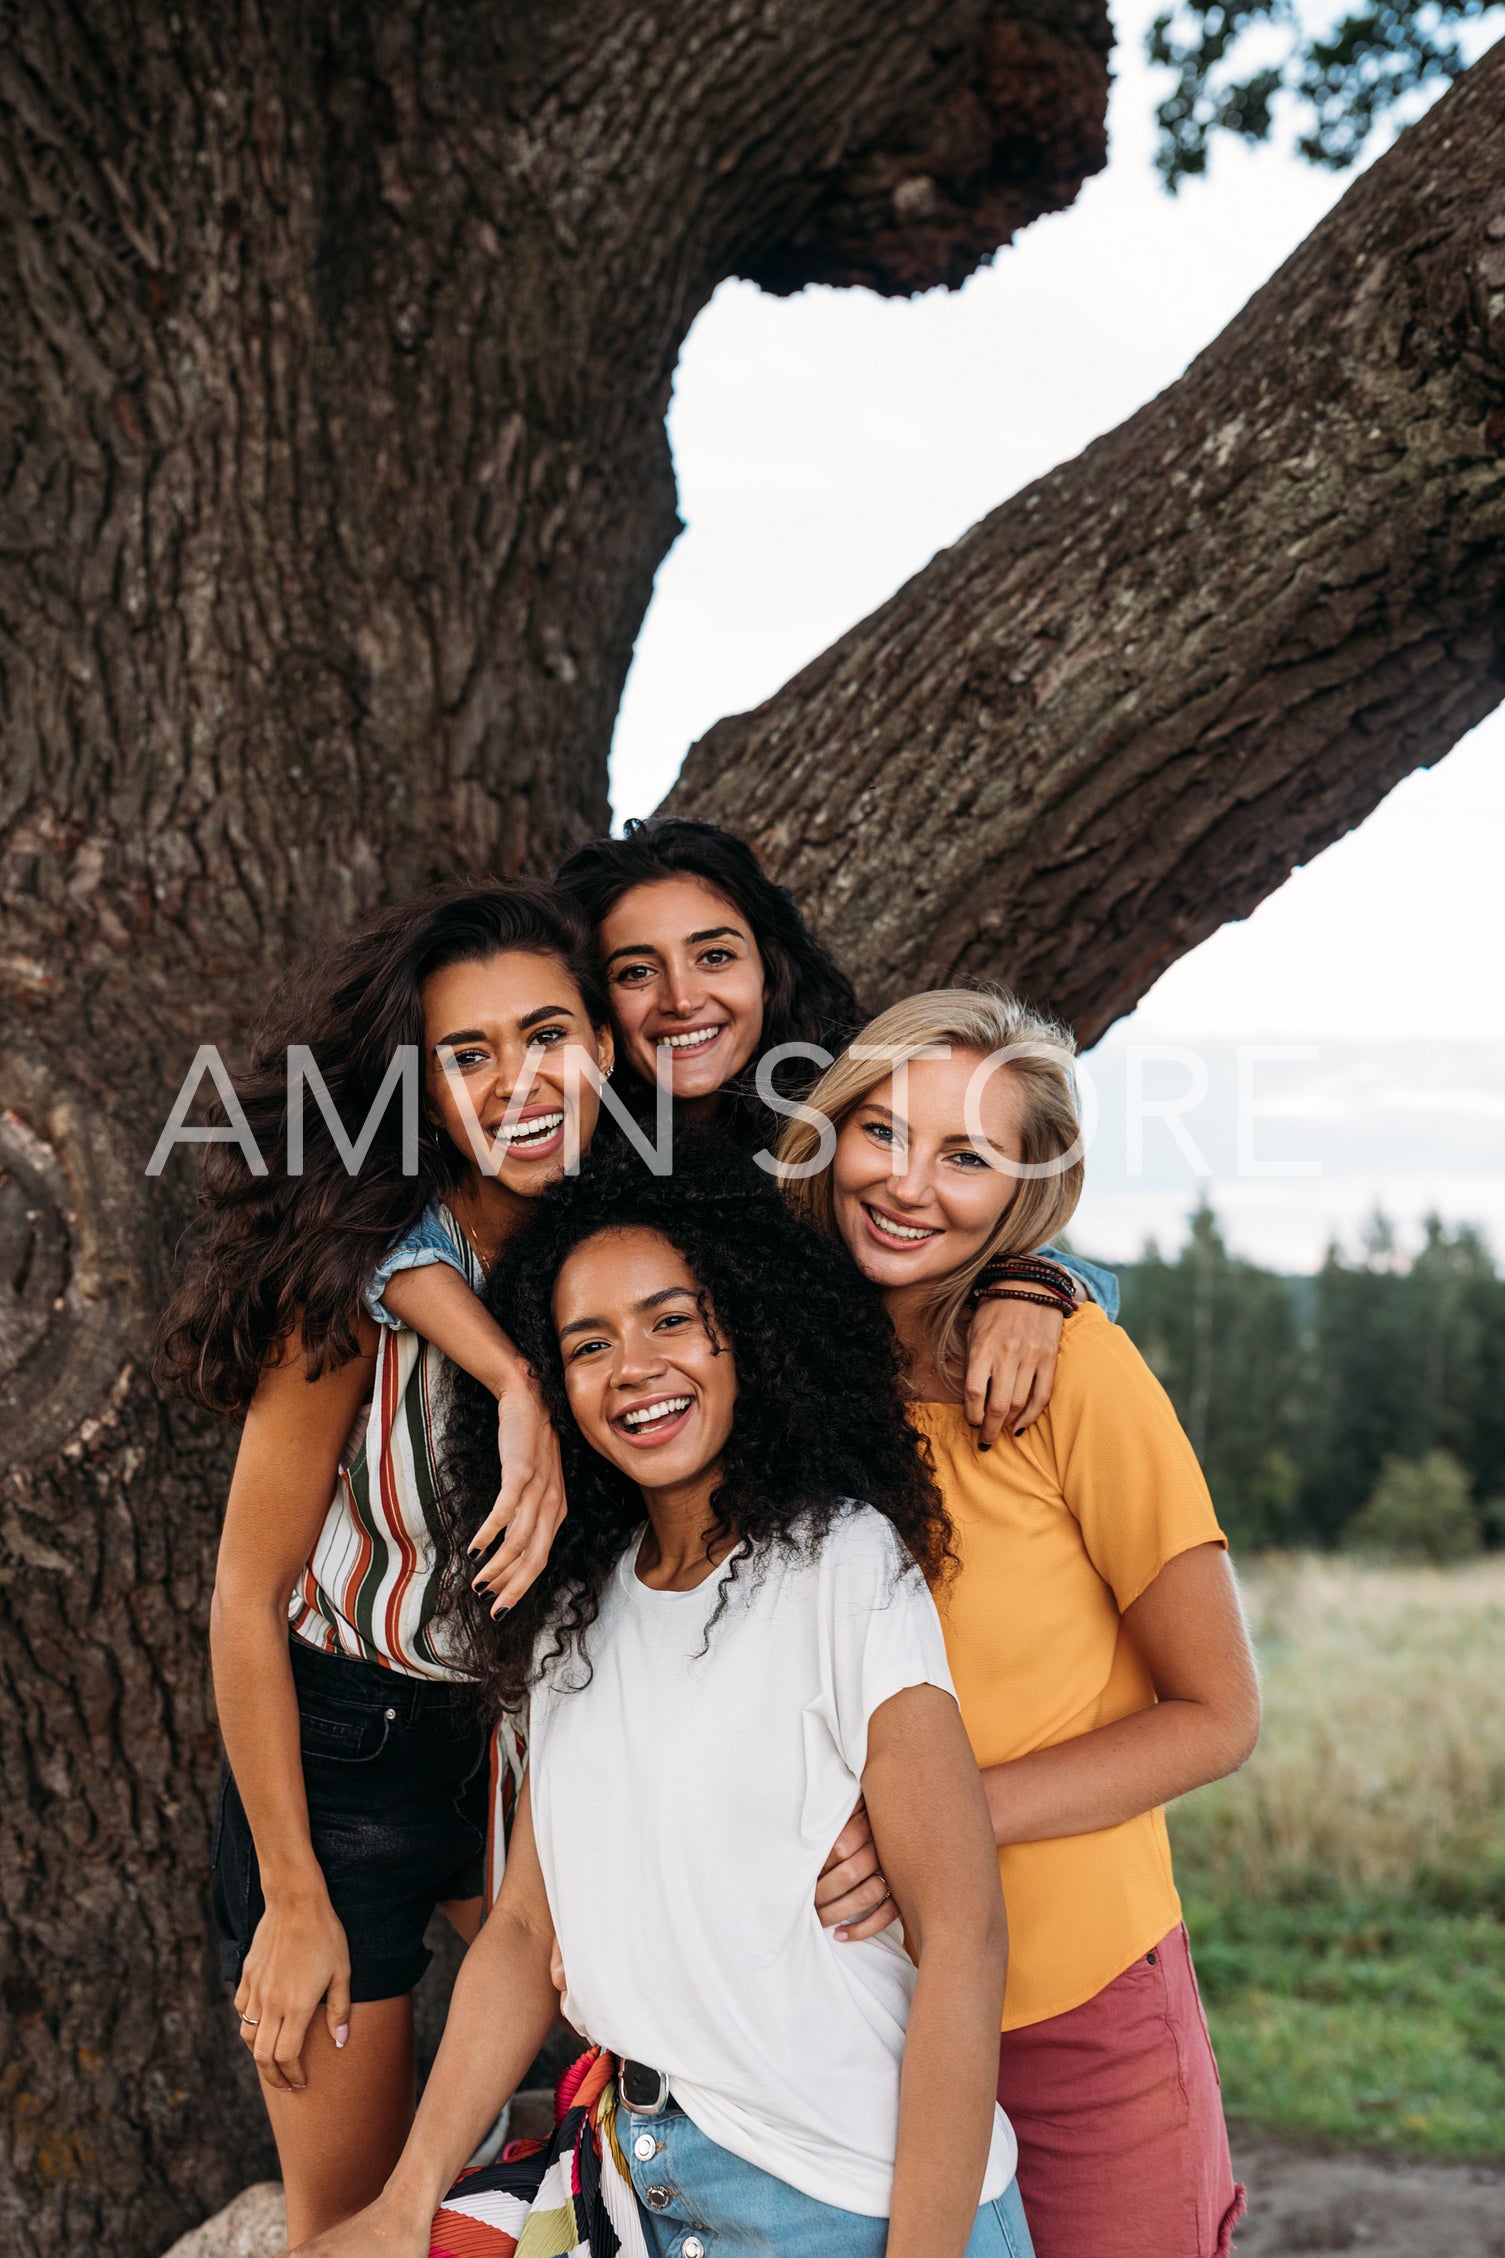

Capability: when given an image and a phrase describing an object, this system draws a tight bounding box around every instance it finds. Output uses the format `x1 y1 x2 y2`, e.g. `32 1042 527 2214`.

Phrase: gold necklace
454 1195 494 1277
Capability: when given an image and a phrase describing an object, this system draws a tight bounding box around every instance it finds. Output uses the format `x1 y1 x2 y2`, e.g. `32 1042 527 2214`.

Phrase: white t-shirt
527 1503 1017 2217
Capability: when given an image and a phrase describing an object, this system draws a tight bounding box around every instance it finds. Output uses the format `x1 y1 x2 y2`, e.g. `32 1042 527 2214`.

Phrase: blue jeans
623 2103 1036 2258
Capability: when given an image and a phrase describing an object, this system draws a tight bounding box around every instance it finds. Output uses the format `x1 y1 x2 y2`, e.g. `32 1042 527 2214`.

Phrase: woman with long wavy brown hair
156 880 614 2246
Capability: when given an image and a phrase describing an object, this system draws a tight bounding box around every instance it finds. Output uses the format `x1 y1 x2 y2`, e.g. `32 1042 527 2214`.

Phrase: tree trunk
669 45 1505 1045
0 4 1109 2248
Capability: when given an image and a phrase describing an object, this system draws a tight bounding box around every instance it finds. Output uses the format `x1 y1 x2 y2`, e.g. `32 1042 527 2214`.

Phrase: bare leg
265 1993 416 2247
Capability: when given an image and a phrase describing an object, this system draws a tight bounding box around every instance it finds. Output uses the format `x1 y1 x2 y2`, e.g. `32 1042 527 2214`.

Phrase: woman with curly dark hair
155 880 617 2247
296 1139 1034 2258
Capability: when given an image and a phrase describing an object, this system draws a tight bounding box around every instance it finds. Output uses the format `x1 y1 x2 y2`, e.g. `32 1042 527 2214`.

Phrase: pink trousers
996 1924 1245 2258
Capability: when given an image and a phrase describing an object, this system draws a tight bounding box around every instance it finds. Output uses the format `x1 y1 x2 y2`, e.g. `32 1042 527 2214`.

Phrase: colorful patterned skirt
429 2048 650 2258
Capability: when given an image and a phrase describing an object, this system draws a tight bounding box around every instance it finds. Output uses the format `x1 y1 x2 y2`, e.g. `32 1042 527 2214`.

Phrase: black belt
619 2059 671 2114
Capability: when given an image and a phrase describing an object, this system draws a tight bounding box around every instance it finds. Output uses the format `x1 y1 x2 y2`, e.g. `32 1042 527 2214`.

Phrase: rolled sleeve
1041 1246 1120 1323
363 1206 474 1329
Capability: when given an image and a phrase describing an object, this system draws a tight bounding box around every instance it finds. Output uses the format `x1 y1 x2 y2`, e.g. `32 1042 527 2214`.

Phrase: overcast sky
609 1 1505 1268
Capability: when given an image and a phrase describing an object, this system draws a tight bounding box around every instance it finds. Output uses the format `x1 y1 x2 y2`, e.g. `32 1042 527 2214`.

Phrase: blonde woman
777 990 1260 2258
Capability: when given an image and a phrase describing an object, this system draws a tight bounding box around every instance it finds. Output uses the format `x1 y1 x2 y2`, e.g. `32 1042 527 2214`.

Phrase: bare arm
863 1683 1007 2258
290 1784 561 2258
381 1263 518 1395
380 1265 566 1612
964 1292 1068 1446
211 1326 376 2092
981 1543 1261 1847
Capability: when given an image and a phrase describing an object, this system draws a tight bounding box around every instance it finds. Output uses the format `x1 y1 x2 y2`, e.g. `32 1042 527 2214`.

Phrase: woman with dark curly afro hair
296 1137 1035 2258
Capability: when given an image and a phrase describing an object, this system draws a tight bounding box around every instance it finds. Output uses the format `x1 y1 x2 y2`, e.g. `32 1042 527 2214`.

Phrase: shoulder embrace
1058 1301 1167 1402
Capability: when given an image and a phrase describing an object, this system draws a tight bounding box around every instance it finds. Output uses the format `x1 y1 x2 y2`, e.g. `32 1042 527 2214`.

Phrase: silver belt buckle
619 2058 670 2115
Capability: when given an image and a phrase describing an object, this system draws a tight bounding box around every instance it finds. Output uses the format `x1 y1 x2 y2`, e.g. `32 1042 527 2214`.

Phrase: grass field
1171 1555 1505 2158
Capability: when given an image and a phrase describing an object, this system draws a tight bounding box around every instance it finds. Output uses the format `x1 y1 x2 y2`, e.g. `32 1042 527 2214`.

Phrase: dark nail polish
492 1603 511 1621
979 1442 991 1453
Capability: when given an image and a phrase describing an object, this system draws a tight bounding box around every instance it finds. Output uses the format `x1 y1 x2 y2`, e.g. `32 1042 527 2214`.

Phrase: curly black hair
154 879 608 1413
554 817 862 1153
436 1133 951 1715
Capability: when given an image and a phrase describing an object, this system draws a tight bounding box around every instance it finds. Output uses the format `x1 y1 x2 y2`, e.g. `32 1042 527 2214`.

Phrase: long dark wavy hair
437 1134 951 1715
154 880 609 1415
554 817 862 1150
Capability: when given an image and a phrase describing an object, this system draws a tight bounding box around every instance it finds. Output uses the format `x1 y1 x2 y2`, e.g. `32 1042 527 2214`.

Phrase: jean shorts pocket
300 1708 392 1765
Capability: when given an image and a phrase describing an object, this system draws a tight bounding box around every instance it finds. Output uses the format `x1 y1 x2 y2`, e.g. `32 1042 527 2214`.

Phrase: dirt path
162 2130 1505 2257
1230 2140 1505 2258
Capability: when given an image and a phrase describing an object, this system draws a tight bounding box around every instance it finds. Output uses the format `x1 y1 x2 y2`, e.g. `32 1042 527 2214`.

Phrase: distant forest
1106 1210 1505 1553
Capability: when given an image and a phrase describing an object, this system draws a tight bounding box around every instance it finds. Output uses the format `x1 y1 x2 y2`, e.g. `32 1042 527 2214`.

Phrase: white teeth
622 1396 692 1429
657 1027 720 1051
867 1208 938 1243
494 1111 564 1146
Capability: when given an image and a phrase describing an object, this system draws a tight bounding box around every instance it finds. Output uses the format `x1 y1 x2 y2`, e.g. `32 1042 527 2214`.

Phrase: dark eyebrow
432 1004 575 1053
557 1285 698 1340
604 925 746 966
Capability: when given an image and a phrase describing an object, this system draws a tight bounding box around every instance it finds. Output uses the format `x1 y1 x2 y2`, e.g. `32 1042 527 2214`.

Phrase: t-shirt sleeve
1049 1310 1227 1612
823 1510 957 1782
363 1205 474 1329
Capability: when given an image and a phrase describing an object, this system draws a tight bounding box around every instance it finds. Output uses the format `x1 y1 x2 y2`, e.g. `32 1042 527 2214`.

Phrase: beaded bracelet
974 1251 1074 1280
970 1254 1076 1308
974 1286 1073 1313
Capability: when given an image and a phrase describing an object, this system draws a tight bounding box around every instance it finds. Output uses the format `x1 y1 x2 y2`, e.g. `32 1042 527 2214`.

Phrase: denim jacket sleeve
363 1204 475 1329
1041 1246 1121 1324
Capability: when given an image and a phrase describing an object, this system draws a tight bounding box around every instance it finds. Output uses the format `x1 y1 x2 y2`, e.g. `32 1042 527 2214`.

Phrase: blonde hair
777 987 1085 1382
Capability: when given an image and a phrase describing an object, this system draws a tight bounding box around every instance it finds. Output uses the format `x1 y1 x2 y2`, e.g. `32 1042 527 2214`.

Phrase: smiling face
597 876 768 1104
553 1227 737 1494
422 950 613 1197
831 1051 1024 1292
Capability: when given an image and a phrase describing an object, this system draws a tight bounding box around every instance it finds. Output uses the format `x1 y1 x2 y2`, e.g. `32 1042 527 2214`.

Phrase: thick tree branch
0 5 1110 2247
669 46 1505 1044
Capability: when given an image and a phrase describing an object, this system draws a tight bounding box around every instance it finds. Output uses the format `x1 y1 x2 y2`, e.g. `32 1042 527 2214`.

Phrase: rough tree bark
0 3 1109 2250
670 46 1505 1044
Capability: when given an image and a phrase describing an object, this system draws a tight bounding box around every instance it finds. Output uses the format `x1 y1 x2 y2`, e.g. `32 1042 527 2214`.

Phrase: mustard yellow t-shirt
910 1303 1226 2032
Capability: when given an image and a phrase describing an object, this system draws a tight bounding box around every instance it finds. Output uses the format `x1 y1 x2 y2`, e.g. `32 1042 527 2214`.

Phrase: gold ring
239 2013 259 2026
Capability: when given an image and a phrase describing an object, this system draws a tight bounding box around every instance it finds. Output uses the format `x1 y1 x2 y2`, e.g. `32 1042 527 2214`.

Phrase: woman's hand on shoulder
235 1891 351 2093
470 1368 567 1614
964 1291 1066 1445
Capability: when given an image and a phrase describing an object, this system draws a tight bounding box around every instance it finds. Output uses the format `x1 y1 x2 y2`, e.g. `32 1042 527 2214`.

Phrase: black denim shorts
212 1636 490 2003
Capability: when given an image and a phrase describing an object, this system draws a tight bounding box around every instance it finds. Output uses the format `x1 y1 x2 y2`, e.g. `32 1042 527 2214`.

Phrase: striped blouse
288 1202 480 1680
